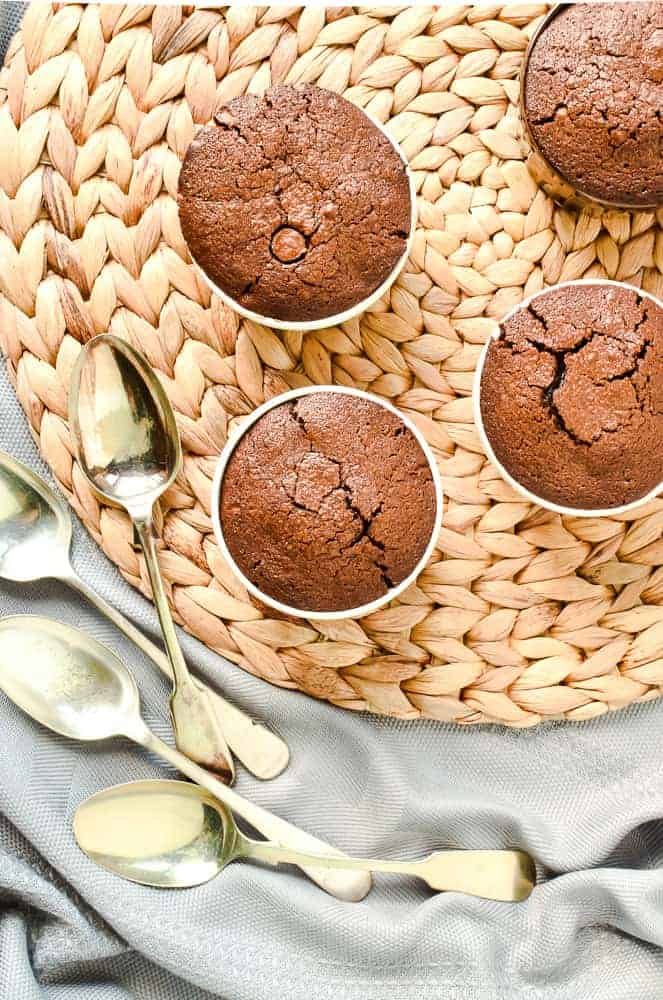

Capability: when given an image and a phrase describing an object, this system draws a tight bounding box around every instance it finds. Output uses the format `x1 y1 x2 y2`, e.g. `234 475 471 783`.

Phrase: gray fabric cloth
3 5 663 999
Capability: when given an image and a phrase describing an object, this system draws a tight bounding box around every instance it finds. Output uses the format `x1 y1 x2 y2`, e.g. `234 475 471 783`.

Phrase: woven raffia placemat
1 3 663 728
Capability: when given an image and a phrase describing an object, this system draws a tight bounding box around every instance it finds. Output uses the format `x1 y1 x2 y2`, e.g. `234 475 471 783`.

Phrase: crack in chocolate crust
524 3 663 207
527 302 654 447
178 84 412 322
220 393 436 612
480 284 663 509
285 401 400 593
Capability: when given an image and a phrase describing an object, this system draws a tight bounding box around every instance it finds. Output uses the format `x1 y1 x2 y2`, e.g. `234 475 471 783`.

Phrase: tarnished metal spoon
75 779 536 902
69 333 288 784
0 616 371 901
0 449 288 781
69 334 233 782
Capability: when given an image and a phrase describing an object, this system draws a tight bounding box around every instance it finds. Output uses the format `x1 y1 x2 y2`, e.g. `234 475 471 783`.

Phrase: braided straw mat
1 3 663 729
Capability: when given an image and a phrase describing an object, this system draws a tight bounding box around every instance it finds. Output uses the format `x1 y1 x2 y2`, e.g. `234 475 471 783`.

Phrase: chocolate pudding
523 3 663 207
219 392 437 613
479 283 663 510
178 84 412 323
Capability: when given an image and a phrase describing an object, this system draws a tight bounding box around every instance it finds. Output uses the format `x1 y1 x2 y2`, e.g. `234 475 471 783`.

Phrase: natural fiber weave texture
1 3 663 728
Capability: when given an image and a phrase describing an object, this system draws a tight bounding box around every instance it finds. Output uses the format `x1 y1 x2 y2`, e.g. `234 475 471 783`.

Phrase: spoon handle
65 568 288 780
134 513 237 782
246 843 535 902
136 726 371 902
133 516 195 691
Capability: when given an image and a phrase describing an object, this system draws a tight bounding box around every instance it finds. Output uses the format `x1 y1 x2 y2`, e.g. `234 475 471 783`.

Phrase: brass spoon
0 615 371 901
69 333 284 784
0 449 288 781
74 779 536 902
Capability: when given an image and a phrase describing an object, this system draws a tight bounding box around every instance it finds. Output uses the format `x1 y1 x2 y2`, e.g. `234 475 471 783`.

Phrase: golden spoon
69 333 289 784
75 778 536 902
0 615 371 901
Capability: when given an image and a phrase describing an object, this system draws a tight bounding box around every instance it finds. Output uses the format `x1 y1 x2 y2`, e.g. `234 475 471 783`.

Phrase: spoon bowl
0 616 139 741
74 780 240 888
70 336 181 515
0 452 72 582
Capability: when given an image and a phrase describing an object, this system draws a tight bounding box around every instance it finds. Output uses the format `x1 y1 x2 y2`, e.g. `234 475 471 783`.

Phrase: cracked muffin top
523 2 663 207
177 84 412 323
479 282 663 510
219 391 438 613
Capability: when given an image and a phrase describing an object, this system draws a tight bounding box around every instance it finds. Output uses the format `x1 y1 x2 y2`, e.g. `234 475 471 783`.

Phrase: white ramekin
211 386 443 621
473 279 663 519
186 102 418 333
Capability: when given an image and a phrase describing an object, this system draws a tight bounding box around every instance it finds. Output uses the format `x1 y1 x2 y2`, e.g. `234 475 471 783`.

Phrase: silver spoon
0 615 370 901
0 449 288 782
68 333 282 785
74 779 536 902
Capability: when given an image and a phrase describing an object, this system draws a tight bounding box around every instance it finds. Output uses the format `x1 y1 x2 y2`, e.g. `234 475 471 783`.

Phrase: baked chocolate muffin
219 392 437 613
479 283 663 510
523 3 663 207
178 84 412 323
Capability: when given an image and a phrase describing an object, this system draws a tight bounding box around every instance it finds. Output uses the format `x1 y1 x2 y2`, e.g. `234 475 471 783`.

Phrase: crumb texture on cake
178 84 411 322
220 393 437 612
524 2 663 207
480 283 663 509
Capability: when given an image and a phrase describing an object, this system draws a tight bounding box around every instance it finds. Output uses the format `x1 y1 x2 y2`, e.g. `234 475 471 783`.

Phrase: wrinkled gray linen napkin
3 7 663 1000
